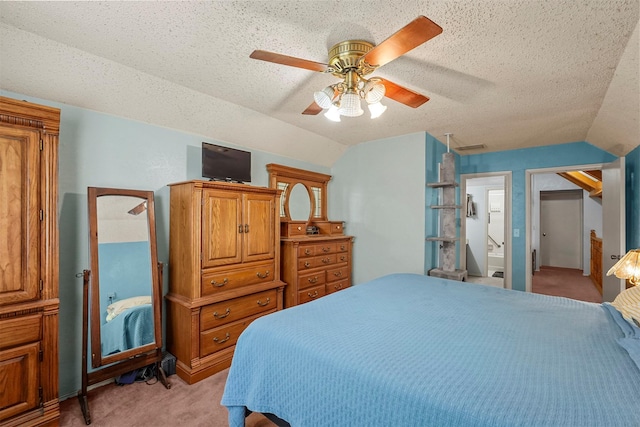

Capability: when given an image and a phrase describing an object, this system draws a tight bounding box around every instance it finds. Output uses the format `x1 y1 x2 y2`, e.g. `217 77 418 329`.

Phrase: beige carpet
532 266 602 303
60 369 276 427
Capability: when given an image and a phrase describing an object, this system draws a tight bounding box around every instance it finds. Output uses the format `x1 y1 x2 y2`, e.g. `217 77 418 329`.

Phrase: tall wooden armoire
0 97 60 426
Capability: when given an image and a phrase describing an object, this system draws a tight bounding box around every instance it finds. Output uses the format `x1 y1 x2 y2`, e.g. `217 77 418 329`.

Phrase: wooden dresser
0 97 60 426
267 164 353 308
281 235 353 307
165 180 285 384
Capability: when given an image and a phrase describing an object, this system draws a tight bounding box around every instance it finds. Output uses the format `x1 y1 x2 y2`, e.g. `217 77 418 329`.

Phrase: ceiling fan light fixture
324 105 341 122
362 81 386 104
313 86 335 109
338 92 364 117
368 101 387 119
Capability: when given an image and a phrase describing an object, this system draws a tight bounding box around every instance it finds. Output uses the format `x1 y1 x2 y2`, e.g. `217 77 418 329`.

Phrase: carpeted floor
532 265 602 303
59 368 276 427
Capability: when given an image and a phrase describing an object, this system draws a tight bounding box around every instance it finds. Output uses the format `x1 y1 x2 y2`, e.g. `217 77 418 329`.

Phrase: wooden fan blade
302 102 323 115
360 16 443 68
379 78 430 108
250 50 329 73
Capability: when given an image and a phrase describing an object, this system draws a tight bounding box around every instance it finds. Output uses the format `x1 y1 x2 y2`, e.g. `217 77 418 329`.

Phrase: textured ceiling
0 1 638 167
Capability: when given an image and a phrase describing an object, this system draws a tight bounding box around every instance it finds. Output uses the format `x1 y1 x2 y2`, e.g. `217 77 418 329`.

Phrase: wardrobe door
0 127 40 306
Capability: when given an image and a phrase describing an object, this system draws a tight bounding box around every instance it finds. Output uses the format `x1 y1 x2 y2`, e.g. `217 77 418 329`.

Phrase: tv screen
201 142 251 183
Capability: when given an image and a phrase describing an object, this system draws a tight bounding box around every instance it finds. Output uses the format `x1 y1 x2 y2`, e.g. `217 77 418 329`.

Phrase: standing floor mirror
78 187 170 424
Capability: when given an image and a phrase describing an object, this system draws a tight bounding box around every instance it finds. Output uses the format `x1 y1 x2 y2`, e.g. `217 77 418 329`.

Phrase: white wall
531 173 603 274
330 133 426 284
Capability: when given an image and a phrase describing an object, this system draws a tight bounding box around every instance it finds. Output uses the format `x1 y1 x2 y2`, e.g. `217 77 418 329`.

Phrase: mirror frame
87 187 162 368
266 163 331 224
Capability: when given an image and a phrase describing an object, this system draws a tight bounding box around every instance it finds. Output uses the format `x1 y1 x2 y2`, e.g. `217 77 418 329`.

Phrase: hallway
532 266 602 303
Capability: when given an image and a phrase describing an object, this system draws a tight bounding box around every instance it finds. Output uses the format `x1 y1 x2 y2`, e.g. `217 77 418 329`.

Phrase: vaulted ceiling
0 1 638 167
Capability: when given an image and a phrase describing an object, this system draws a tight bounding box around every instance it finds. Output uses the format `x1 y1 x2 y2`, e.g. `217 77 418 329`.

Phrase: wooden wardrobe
166 180 285 384
0 97 60 426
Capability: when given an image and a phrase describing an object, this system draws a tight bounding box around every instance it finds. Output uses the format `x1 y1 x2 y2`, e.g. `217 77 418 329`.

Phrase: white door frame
525 162 610 293
460 171 512 289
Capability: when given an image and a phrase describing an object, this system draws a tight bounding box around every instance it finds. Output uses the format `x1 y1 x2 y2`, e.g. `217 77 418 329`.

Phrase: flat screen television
201 142 251 183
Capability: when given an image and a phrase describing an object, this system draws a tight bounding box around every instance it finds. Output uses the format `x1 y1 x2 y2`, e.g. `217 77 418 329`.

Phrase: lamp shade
323 105 341 122
368 101 387 119
362 81 386 104
313 87 335 109
607 249 640 285
338 92 363 117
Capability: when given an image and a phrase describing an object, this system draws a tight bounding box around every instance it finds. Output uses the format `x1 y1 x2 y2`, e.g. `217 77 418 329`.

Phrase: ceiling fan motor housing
328 40 376 77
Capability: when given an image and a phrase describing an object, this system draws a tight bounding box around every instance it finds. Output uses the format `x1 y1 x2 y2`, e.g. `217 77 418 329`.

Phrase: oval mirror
88 188 162 367
288 183 311 221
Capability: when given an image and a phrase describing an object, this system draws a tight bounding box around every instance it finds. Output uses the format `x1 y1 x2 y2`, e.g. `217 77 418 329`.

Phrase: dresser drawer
200 289 277 331
201 261 274 296
299 271 326 290
298 254 337 270
326 279 350 295
0 314 41 351
297 242 337 258
298 284 326 304
330 222 345 235
286 223 307 237
200 315 263 357
327 265 349 282
336 240 350 253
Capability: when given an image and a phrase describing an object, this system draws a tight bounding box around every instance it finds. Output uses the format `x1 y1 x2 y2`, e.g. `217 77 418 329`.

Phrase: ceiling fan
249 16 443 121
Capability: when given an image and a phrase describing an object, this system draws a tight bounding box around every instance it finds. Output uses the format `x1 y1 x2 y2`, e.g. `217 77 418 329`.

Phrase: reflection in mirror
289 183 311 221
87 188 162 369
96 195 154 359
80 187 169 424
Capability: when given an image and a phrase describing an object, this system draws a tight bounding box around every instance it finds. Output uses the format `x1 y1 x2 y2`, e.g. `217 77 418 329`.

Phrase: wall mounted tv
201 142 251 183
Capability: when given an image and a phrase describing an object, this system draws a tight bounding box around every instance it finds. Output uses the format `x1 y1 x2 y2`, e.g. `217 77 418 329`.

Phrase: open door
602 158 626 302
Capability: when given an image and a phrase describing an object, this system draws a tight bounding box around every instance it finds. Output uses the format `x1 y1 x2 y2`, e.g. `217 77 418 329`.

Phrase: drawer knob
334 271 343 277
322 258 331 264
335 283 343 290
340 245 345 250
297 226 302 231
304 261 311 268
256 270 270 279
213 308 231 319
211 278 228 287
257 297 271 307
307 290 319 299
213 332 230 344
322 247 330 252
304 249 312 255
340 256 346 261
308 276 318 284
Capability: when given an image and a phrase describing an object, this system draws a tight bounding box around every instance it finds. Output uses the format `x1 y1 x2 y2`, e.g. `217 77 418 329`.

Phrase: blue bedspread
221 273 640 426
101 304 154 355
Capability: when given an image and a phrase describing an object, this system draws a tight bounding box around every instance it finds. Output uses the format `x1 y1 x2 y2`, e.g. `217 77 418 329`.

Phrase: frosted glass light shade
368 101 387 119
607 249 640 285
324 105 341 122
338 93 363 117
313 87 335 109
363 81 386 104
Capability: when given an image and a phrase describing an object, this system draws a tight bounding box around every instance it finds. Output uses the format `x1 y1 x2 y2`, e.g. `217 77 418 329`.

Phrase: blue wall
626 144 640 249
456 141 617 291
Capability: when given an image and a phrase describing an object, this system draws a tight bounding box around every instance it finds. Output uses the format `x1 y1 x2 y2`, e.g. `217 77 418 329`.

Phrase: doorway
460 172 511 289
525 161 625 301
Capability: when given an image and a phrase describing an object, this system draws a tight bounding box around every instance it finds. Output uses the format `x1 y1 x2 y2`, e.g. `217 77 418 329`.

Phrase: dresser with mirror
267 164 353 308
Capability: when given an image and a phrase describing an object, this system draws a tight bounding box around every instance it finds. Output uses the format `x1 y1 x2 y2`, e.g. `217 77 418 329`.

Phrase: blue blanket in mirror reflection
101 304 154 355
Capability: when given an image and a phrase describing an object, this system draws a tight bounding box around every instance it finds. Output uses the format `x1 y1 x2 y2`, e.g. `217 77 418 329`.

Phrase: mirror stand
77 265 170 425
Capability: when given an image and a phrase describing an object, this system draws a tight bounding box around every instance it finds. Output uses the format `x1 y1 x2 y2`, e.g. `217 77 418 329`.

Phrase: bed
221 273 640 426
101 302 155 355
